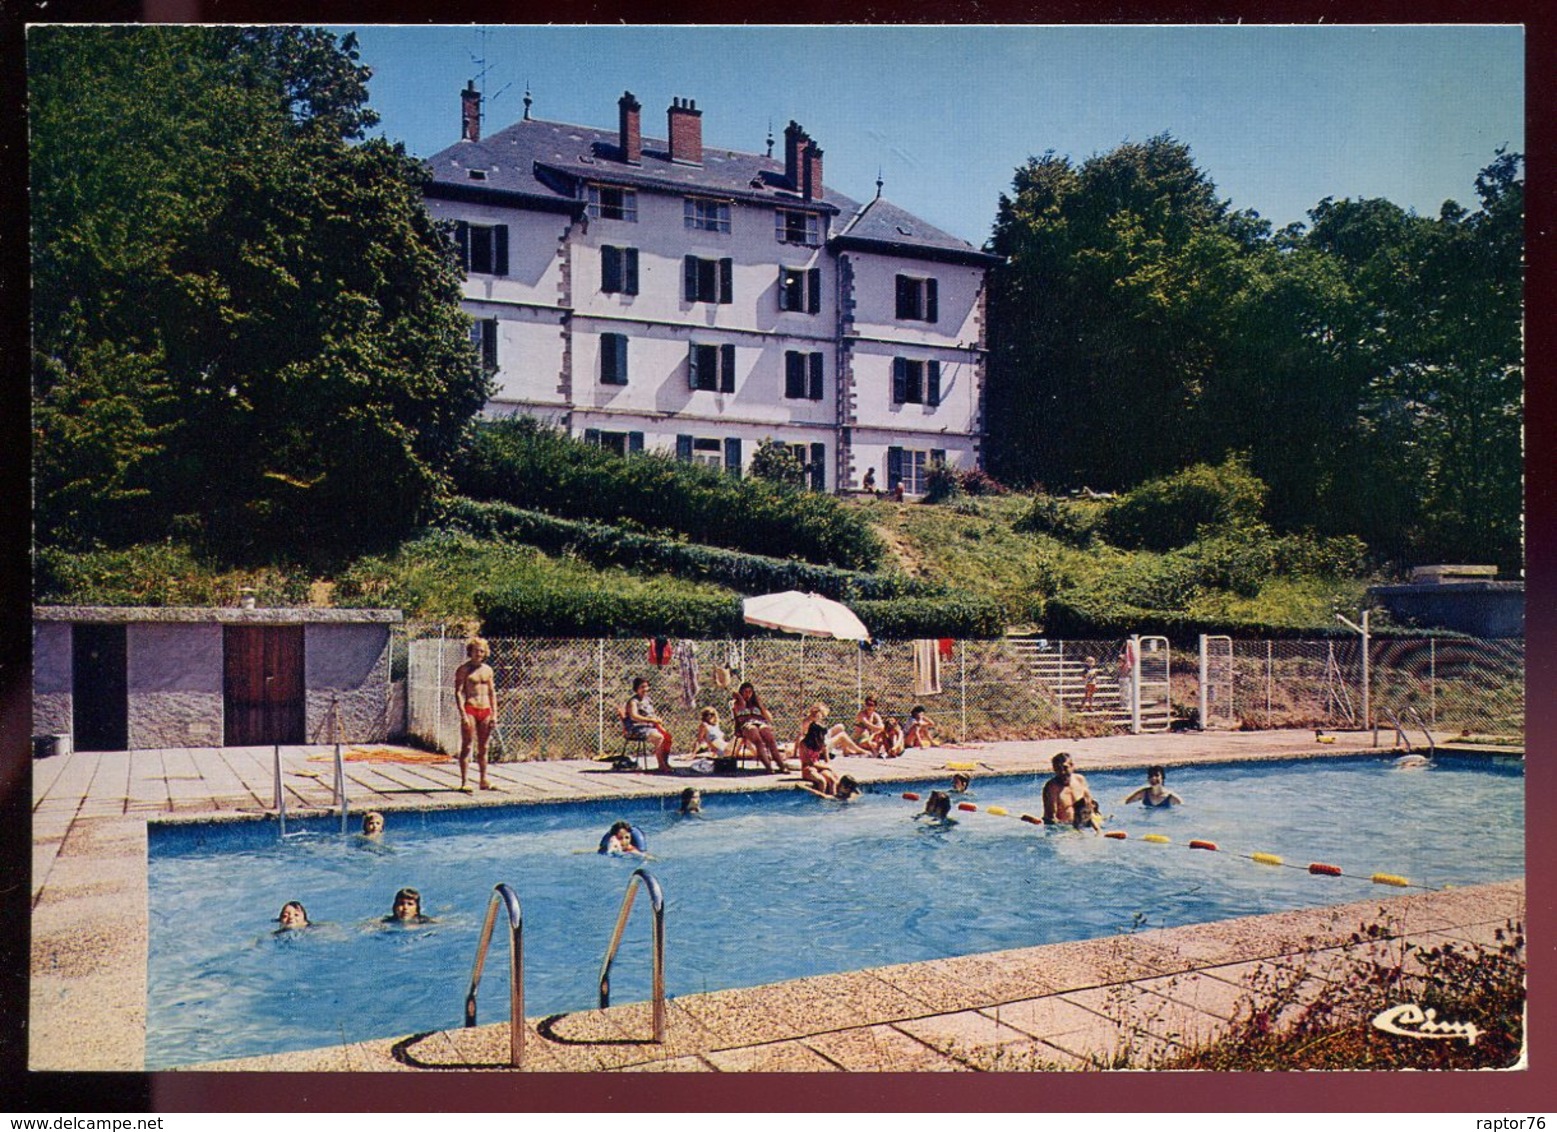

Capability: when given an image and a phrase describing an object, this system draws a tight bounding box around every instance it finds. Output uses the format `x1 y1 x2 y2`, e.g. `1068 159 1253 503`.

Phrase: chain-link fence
398 627 1524 760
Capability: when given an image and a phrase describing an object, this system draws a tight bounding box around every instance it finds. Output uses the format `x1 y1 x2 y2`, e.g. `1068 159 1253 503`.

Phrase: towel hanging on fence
913 638 943 696
678 640 700 709
648 637 674 666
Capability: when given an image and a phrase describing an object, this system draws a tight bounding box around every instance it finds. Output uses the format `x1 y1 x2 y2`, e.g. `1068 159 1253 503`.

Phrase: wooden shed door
224 625 305 745
72 623 128 752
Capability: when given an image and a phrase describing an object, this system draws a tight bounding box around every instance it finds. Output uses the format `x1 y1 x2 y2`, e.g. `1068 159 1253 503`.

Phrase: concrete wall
126 623 224 749
304 623 393 742
32 622 72 738
1369 583 1525 639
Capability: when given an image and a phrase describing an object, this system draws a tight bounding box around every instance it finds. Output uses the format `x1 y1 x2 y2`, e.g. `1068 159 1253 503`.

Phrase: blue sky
341 25 1523 248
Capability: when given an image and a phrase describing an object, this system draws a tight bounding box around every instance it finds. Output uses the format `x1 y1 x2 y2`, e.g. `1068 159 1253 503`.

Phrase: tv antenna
468 27 515 111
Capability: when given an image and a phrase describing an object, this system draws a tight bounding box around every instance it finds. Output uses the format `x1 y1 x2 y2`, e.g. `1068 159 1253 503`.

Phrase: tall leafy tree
30 26 489 562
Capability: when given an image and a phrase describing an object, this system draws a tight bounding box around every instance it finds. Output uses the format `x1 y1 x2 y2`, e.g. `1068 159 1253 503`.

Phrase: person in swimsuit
386 887 432 923
1123 765 1183 807
1042 752 1095 826
950 772 972 794
919 790 953 821
878 716 905 758
795 720 840 795
454 637 498 792
800 703 872 756
276 901 309 930
731 682 787 772
904 705 939 748
360 811 385 837
600 820 647 855
854 696 887 753
679 787 702 815
1071 795 1104 831
694 707 728 757
1081 657 1099 711
625 677 674 773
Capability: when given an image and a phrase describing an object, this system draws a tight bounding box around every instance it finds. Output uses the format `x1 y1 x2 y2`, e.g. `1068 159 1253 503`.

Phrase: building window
588 185 638 222
469 318 498 373
886 446 945 496
684 197 731 233
684 256 733 304
892 358 942 406
583 429 645 456
784 351 825 401
689 342 736 393
601 246 639 295
600 333 629 386
675 436 727 469
779 267 821 314
454 222 509 276
775 209 821 246
895 274 939 322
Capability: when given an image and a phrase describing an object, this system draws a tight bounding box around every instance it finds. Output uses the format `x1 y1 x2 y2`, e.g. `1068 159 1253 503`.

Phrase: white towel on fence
678 639 700 709
912 638 942 696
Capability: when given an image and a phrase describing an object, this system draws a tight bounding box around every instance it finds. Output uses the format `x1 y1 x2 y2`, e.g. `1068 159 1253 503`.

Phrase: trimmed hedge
456 418 883 570
441 497 937 601
474 587 1011 639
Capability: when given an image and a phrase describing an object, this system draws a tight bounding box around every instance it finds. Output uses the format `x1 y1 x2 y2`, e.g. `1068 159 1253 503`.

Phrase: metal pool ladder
465 883 525 1068
597 868 666 1044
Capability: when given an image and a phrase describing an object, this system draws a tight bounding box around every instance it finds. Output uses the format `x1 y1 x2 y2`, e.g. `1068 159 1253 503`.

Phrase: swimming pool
146 755 1523 1069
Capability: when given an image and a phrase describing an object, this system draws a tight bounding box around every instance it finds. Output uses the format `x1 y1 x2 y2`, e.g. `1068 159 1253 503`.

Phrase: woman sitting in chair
624 677 674 773
731 682 788 773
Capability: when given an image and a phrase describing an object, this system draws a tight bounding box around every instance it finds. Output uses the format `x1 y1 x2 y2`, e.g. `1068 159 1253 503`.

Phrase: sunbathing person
904 705 939 748
878 717 906 758
732 682 788 772
693 707 728 757
854 696 887 753
801 703 873 756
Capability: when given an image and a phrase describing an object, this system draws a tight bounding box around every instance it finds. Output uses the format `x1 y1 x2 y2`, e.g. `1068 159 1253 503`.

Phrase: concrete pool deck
29 728 1525 1072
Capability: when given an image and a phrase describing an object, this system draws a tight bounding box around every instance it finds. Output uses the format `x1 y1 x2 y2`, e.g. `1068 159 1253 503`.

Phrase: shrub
748 438 806 487
455 418 882 570
440 498 936 601
1016 494 1101 547
34 542 311 607
1099 455 1268 551
854 594 1008 639
923 459 961 504
1271 532 1369 577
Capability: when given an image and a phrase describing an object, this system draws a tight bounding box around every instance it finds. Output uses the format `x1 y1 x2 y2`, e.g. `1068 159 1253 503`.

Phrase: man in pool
1042 752 1096 826
454 637 498 792
1123 766 1182 807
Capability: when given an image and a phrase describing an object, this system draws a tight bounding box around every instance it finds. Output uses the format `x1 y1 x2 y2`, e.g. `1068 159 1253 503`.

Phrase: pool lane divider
891 790 1429 889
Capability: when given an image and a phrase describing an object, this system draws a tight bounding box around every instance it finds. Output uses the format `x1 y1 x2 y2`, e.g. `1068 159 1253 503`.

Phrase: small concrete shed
33 606 402 752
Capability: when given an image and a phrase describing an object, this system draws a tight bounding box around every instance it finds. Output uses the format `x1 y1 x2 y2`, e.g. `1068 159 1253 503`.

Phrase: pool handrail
464 882 525 1068
272 744 288 838
1381 706 1412 752
330 696 348 834
1404 706 1437 757
597 867 666 1043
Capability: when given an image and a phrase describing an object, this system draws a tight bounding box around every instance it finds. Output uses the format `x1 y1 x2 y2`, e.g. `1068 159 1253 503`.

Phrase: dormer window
467 169 487 181
775 209 821 246
588 184 638 222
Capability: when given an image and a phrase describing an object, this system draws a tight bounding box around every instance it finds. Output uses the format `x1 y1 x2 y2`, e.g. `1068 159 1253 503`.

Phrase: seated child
854 697 887 753
904 705 939 748
1123 766 1183 807
796 721 841 796
878 717 905 758
694 707 727 757
276 901 309 930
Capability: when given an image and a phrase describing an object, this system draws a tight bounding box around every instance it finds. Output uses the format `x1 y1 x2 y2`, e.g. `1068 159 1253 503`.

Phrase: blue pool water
146 755 1523 1069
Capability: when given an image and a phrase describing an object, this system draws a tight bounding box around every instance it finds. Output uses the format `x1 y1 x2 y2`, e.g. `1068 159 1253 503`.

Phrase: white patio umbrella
741 591 871 641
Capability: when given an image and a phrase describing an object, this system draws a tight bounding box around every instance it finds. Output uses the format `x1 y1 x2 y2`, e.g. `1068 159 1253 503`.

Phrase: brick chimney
460 80 481 142
618 90 642 164
667 97 703 165
804 142 824 202
784 121 806 190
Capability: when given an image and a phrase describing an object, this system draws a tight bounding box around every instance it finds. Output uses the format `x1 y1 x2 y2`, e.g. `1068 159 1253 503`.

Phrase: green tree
30 26 489 562
748 438 806 488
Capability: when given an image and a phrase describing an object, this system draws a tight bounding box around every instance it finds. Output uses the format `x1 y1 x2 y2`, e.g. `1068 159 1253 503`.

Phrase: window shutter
810 442 827 491
808 352 824 401
602 246 621 293
599 333 614 383
927 360 941 407
629 432 645 454
807 268 821 314
930 448 946 471
624 248 639 295
895 275 911 319
719 258 733 304
886 447 904 489
724 437 742 476
494 225 509 276
454 221 471 271
676 435 693 462
719 344 736 393
778 267 793 312
684 255 699 301
687 343 701 390
481 319 498 371
892 358 908 404
925 277 938 322
584 428 601 447
785 352 804 399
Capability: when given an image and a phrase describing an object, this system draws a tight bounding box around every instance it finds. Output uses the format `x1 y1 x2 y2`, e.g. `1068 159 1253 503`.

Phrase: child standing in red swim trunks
454 637 498 792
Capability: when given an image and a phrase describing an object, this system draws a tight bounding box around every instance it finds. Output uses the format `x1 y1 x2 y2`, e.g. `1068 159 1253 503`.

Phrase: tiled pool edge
175 880 1527 1072
27 733 1519 1072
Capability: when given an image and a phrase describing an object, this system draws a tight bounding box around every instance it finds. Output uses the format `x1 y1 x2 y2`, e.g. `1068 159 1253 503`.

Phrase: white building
423 86 999 495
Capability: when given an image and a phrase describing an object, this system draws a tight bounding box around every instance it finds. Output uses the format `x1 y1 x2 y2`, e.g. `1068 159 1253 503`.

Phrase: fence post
1198 635 1209 727
596 639 605 756
959 641 967 742
1057 640 1065 727
1266 640 1273 720
1429 637 1437 726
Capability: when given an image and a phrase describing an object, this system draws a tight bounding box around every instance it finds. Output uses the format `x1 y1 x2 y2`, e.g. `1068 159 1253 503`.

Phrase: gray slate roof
424 115 995 265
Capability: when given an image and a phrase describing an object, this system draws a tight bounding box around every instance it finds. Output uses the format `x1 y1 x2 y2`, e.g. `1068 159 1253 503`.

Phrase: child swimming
599 820 648 855
276 901 309 930
1123 766 1183 807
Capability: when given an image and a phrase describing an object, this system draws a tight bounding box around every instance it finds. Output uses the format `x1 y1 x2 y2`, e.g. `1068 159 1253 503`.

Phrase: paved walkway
29 729 1523 1071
